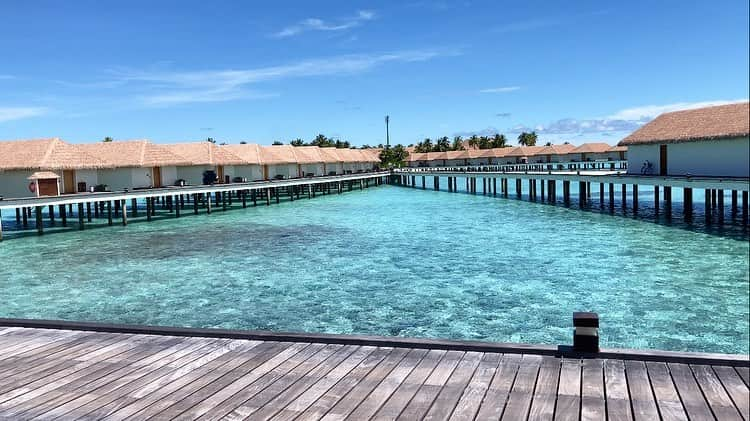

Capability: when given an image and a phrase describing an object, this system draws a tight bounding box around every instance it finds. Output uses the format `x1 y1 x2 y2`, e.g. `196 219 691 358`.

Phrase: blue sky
0 0 748 146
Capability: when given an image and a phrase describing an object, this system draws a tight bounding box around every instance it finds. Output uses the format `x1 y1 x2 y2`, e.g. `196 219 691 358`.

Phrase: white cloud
607 99 748 120
479 86 520 94
273 10 376 38
114 50 450 106
0 106 48 123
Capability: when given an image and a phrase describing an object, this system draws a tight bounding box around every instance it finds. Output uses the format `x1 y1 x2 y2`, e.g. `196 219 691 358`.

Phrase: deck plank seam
441 351 486 421
711 366 747 421
391 348 451 421
495 354 523 420
415 351 466 420
643 357 666 421
462 352 504 421
688 363 721 420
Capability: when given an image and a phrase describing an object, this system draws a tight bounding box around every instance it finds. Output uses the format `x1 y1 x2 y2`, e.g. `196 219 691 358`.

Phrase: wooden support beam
275 187 280 203
599 183 604 207
132 198 138 217
578 181 586 206
563 180 570 205
493 178 497 196
664 186 672 217
621 184 627 210
207 193 212 214
35 206 43 235
742 191 748 222
717 189 724 223
59 204 67 227
654 186 660 214
147 197 153 220
22 207 28 228
705 189 712 224
684 187 693 219
107 201 113 226
222 191 227 211
731 190 738 213
175 196 181 217
180 195 185 210
86 202 92 222
48 205 55 225
529 179 535 201
422 176 426 190
242 190 248 207
516 179 522 197
193 194 199 214
268 188 273 205
121 200 128 225
632 184 638 214
94 202 99 218
77 203 85 230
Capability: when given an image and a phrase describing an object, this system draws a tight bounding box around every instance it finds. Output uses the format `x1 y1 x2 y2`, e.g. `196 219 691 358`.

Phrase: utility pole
385 115 390 149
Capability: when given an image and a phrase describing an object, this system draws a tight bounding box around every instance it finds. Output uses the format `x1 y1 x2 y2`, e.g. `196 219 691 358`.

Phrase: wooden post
59 204 67 227
15 208 20 223
121 200 128 226
578 181 586 206
147 197 153 220
78 203 85 230
222 191 227 211
107 201 113 226
664 186 672 217
493 178 497 196
621 184 627 210
132 198 138 217
731 190 738 214
711 189 717 208
632 184 638 214
175 196 180 217
193 194 199 214
742 191 748 223
86 202 92 222
242 190 247 208
275 188 280 203
268 188 273 205
540 179 545 201
684 188 693 219
516 179 522 197
48 205 55 224
529 179 535 201
654 185 660 214
717 190 724 223
252 189 257 206
587 182 591 198
563 180 570 205
704 189 712 223
94 201 99 218
35 206 43 235
207 193 212 214
180 195 185 210
482 178 486 195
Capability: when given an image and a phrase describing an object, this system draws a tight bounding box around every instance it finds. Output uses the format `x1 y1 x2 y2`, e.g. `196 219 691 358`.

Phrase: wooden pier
0 320 747 420
395 168 750 225
0 171 389 241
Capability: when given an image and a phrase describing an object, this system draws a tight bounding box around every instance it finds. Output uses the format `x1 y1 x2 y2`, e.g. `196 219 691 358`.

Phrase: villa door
659 145 668 176
63 170 76 193
152 167 162 187
217 166 225 183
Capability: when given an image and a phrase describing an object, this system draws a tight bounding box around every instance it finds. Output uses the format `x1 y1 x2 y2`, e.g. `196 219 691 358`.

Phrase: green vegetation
413 133 508 152
517 131 538 146
280 134 353 148
379 145 409 168
103 136 113 142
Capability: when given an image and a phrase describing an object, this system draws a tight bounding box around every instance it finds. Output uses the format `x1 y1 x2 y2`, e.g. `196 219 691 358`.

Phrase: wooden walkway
0 327 747 420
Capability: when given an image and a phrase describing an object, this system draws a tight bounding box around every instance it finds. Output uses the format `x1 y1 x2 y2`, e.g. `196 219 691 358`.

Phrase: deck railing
403 160 628 173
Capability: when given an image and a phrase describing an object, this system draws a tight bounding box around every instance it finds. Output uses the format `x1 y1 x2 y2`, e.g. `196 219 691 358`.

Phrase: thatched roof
445 150 471 160
222 144 262 165
609 145 628 152
532 144 577 156
78 140 192 168
408 152 428 162
163 142 246 166
620 102 750 145
425 151 448 161
506 146 545 157
27 171 61 180
318 147 343 163
259 145 298 165
0 138 106 170
568 143 613 154
292 146 324 164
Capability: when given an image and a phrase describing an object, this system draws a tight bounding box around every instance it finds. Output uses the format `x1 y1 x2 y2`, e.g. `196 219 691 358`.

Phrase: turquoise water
1 182 748 354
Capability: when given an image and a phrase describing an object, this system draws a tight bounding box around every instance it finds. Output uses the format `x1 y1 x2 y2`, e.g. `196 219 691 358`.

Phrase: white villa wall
0 170 37 198
75 170 98 190
177 166 212 185
445 159 467 166
131 168 153 188
98 168 136 191
324 163 344 174
468 158 489 166
626 137 749 177
266 164 297 179
300 163 324 176
160 166 178 186
233 165 263 181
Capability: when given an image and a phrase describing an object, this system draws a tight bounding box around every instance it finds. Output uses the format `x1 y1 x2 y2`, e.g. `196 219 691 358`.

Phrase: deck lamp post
573 312 599 353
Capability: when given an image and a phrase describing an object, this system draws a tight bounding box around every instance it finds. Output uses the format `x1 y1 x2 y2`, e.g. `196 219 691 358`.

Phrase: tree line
411 131 539 152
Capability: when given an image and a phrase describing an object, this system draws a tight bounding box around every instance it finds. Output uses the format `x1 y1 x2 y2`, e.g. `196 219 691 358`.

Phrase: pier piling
59 204 67 227
121 200 128 225
77 203 84 230
35 206 43 235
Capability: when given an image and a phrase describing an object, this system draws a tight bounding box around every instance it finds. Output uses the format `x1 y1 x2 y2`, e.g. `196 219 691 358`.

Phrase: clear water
1 180 748 354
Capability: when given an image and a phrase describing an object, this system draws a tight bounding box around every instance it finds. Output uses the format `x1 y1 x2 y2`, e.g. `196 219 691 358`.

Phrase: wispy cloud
496 112 512 117
0 106 48 123
113 50 451 106
480 86 520 94
511 99 749 137
273 10 376 38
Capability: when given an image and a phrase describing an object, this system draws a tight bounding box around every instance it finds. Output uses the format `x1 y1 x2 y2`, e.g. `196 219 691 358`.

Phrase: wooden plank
580 359 605 421
271 346 378 421
527 356 561 421
396 350 464 420
624 360 660 420
736 366 750 387
207 344 347 421
712 366 749 420
37 337 221 419
645 362 688 421
474 353 522 420
115 340 264 421
691 364 743 420
7 336 181 420
604 359 633 421
0 332 106 377
0 330 86 366
159 342 310 420
553 358 581 421
319 347 411 420
449 352 502 421
102 339 261 421
421 350 483 421
66 338 232 420
333 348 427 421
295 347 393 420
668 363 714 421
368 349 446 421
501 354 542 421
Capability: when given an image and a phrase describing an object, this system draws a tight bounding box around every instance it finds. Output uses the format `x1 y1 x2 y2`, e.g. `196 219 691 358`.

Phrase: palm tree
468 135 480 149
478 136 491 149
436 136 450 152
272 140 284 145
206 137 216 144
422 138 433 152
290 138 304 147
491 134 507 148
517 131 538 146
103 136 113 142
451 136 464 151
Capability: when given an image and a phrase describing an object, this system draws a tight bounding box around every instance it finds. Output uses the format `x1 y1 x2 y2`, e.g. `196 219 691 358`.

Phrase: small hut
27 171 61 197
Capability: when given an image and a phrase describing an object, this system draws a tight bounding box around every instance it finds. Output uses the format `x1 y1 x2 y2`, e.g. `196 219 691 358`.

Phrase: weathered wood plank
212 344 348 421
736 366 750 387
712 365 750 420
644 362 688 421
396 350 464 420
668 362 715 421
554 357 581 421
501 354 542 421
527 356 561 421
271 346 378 421
319 347 411 420
580 359 606 421
691 364 743 421
295 347 393 420
474 353 522 420
604 359 633 421
422 351 483 421
624 360 660 420
449 352 502 421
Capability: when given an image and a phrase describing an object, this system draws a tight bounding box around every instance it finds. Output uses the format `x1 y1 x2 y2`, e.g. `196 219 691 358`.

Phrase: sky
0 0 748 146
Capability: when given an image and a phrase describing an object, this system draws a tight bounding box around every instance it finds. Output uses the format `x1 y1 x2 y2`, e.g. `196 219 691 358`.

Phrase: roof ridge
39 138 61 168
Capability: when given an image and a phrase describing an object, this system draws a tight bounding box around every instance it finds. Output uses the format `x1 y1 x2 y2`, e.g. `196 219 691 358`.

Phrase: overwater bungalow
319 147 345 175
505 145 545 164
163 142 246 185
292 146 326 177
221 143 264 181
620 102 750 177
0 138 104 198
78 140 191 190
445 150 471 166
259 145 299 179
566 142 616 162
531 144 577 163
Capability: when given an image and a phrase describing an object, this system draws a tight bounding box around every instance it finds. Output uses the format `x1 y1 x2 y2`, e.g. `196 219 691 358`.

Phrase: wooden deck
0 326 747 420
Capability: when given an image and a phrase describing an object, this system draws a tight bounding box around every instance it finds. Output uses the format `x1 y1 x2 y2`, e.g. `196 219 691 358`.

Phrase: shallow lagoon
1 183 748 354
